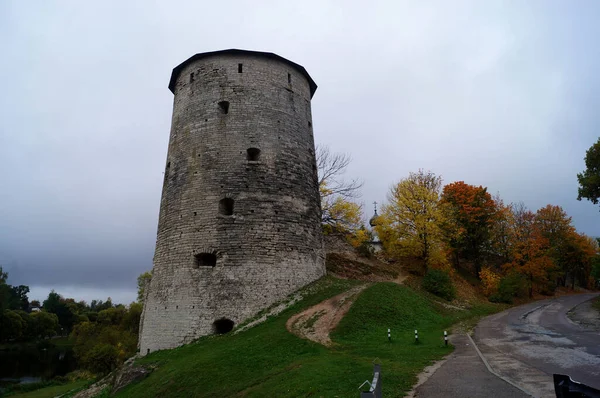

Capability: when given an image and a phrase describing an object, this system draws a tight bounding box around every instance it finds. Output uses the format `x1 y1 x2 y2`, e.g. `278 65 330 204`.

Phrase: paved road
413 334 529 397
474 293 600 397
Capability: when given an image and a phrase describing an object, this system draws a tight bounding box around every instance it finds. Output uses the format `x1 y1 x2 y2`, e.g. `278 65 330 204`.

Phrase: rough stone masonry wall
139 52 325 354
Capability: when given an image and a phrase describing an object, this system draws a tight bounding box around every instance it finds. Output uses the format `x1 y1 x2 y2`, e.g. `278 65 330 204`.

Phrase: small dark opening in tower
238 63 243 73
308 121 312 128
195 252 217 267
218 101 229 114
219 198 234 215
288 72 291 84
247 148 261 161
190 72 195 83
213 318 234 334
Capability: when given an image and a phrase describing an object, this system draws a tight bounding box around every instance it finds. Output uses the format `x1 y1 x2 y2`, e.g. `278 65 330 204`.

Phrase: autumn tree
577 137 600 209
441 181 498 277
489 195 514 263
376 170 447 271
534 204 575 286
316 145 364 233
558 232 598 289
503 206 555 297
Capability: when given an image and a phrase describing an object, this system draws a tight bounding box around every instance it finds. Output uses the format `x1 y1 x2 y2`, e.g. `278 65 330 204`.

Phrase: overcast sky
1 1 599 304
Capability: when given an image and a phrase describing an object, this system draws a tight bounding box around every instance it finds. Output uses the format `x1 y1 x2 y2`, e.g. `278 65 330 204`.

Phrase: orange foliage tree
503 207 555 297
441 181 498 277
534 205 575 286
489 195 514 263
558 232 598 289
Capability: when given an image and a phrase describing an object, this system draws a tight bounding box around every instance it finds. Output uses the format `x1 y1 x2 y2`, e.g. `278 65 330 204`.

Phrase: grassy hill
111 276 500 397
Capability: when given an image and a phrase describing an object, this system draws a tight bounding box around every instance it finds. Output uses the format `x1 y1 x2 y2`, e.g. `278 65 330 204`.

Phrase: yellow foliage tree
320 181 363 234
347 228 372 248
479 267 501 296
316 146 364 235
376 170 448 270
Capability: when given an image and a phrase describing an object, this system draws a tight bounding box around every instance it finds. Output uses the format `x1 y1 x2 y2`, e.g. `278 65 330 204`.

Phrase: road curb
466 333 535 397
520 303 548 320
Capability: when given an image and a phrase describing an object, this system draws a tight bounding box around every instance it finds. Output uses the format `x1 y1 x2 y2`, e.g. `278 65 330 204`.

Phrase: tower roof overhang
168 49 318 98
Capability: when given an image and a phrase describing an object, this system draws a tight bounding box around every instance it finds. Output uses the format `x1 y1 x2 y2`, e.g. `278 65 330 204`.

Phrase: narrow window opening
219 198 234 215
288 73 291 84
247 148 261 161
190 72 195 83
218 101 230 114
213 318 234 334
308 121 312 128
147 349 150 355
195 252 217 267
238 63 243 73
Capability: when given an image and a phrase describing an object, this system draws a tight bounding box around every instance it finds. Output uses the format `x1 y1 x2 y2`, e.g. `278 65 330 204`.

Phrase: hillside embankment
64 237 512 398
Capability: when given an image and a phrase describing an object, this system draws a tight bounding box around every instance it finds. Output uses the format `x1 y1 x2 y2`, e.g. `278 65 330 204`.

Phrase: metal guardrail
554 374 600 398
359 363 382 398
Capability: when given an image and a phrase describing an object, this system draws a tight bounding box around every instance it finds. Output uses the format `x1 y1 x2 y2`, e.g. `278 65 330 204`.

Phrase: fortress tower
139 49 325 354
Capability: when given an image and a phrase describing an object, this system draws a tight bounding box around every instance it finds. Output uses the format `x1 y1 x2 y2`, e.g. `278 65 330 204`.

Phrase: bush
489 273 528 304
422 269 455 301
84 344 119 374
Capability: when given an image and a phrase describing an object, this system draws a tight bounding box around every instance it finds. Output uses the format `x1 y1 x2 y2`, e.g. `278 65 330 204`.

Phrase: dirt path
286 284 369 346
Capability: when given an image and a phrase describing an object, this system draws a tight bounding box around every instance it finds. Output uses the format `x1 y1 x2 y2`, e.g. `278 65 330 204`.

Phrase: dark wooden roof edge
168 49 317 97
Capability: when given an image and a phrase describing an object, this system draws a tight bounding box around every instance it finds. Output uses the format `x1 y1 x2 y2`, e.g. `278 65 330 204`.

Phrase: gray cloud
1 1 599 302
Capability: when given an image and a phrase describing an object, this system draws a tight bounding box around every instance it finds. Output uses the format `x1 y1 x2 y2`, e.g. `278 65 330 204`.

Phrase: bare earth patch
286 284 369 346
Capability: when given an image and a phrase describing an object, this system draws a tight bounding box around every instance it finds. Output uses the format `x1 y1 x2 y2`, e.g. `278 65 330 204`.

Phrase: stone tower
139 49 325 354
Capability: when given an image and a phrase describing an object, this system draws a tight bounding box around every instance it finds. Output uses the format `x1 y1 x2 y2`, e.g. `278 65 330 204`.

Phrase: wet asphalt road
474 293 600 397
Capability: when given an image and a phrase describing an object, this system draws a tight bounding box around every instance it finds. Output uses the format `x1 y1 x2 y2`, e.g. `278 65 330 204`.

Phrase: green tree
0 266 7 284
0 310 26 341
43 290 77 333
30 311 59 338
9 285 30 311
577 137 600 208
121 302 143 334
0 267 11 312
137 272 153 303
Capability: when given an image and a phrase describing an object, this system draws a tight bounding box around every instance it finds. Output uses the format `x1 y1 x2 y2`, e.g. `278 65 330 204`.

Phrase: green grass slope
117 277 499 397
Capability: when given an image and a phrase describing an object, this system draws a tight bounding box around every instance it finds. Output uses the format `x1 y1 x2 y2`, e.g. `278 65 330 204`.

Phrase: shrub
422 269 456 301
489 272 528 304
84 344 119 374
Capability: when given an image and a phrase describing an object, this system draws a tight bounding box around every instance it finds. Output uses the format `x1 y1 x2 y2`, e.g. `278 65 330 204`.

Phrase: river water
0 341 77 391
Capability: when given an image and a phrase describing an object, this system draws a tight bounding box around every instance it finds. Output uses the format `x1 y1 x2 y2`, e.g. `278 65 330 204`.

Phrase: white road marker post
388 328 391 342
444 330 448 346
415 329 418 344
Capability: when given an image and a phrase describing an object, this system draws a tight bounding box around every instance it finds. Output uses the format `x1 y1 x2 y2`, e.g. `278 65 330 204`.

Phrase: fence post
415 329 418 343
387 328 391 342
444 331 448 346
